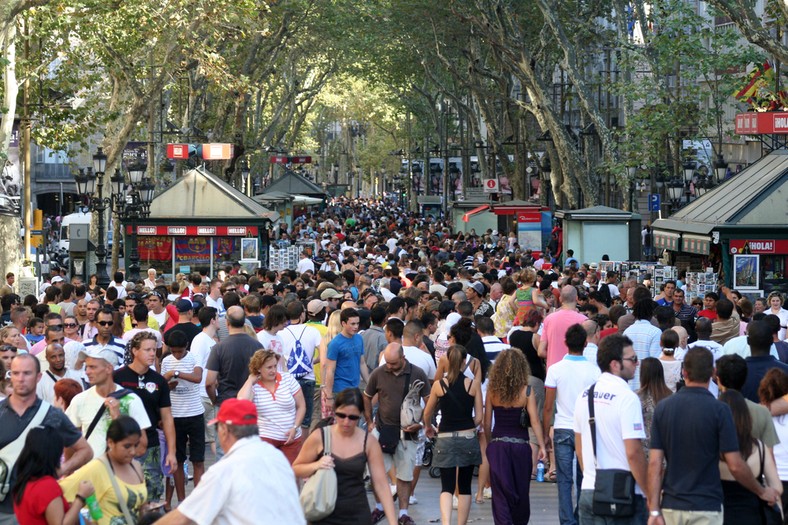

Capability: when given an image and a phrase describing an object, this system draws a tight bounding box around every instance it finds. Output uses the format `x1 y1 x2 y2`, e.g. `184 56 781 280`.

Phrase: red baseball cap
208 399 257 426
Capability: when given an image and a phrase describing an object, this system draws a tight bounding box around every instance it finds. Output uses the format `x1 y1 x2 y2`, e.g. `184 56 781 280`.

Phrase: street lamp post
73 149 111 288
113 163 155 283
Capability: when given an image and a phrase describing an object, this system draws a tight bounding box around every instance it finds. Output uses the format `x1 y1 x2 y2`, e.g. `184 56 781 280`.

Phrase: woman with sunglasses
293 388 397 525
238 349 306 464
62 315 82 343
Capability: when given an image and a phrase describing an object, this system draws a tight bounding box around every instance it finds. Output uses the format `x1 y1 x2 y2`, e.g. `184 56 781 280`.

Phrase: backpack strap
85 388 134 440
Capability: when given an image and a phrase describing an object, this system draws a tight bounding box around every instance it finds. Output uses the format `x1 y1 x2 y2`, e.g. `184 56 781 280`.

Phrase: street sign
269 156 312 164
648 193 661 212
483 178 499 193
166 144 190 159
270 156 289 164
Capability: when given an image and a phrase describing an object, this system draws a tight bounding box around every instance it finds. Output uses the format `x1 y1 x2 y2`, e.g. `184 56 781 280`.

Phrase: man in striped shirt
80 308 126 368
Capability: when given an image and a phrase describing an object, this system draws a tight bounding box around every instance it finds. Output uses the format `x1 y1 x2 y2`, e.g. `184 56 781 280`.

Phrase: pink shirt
542 308 588 370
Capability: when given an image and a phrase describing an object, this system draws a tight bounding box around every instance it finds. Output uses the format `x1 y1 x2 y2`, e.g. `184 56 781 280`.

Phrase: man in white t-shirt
296 251 315 275
573 334 648 522
398 321 436 380
66 346 151 458
690 317 724 362
544 323 600 525
190 306 219 454
36 343 83 403
279 301 322 429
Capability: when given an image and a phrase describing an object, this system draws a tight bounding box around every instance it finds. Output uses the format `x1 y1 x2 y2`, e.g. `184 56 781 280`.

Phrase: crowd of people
1 197 788 525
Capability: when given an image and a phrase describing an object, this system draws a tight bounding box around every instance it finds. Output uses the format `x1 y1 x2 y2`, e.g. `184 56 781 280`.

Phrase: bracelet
74 494 86 505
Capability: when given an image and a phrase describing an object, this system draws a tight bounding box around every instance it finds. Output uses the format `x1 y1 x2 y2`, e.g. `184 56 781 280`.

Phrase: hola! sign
735 112 788 135
730 239 788 254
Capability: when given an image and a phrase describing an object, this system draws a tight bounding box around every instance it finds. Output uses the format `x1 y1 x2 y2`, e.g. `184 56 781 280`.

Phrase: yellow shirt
124 314 160 333
60 458 147 525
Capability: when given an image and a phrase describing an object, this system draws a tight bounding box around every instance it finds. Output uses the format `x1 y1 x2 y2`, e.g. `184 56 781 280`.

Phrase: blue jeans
297 378 315 428
579 490 646 525
554 428 582 525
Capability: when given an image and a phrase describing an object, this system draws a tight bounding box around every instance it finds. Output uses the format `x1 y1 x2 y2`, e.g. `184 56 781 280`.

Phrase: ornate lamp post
73 148 110 288
113 163 155 282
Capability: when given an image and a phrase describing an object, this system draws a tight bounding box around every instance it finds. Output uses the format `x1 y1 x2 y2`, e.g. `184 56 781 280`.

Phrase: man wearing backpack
279 301 322 429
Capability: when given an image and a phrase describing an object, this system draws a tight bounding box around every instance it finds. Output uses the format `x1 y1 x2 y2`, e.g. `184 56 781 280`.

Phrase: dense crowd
1 197 788 525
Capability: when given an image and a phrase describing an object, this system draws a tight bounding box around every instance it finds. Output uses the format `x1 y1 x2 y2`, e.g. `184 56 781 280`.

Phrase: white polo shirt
573 372 646 494
545 354 600 430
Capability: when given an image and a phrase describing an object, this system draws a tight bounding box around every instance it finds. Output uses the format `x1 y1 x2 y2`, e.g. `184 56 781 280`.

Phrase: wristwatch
649 510 661 517
174 371 180 379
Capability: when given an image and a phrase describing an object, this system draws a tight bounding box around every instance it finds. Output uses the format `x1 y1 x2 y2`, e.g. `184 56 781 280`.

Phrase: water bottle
536 460 545 482
85 494 103 520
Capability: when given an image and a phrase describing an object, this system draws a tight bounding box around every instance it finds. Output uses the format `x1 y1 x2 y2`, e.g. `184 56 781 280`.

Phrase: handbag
519 385 532 429
300 425 338 521
587 383 636 517
757 440 783 525
98 455 137 525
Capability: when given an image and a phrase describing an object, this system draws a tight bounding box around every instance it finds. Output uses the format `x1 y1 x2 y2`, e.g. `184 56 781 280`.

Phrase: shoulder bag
519 385 532 429
587 383 636 517
98 455 136 525
377 366 411 454
757 440 783 525
300 425 338 521
85 388 134 440
0 400 50 501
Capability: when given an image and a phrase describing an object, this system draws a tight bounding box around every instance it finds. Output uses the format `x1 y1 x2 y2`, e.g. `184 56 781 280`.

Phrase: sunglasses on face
63 323 78 328
334 412 361 421
48 324 63 330
98 321 114 327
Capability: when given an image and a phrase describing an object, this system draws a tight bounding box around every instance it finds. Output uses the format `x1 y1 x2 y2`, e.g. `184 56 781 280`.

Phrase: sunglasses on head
334 412 361 421
98 321 114 327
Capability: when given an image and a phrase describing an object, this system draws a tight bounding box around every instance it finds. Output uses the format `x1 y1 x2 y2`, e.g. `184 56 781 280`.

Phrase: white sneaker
390 484 398 497
452 495 458 509
409 495 418 505
483 487 492 499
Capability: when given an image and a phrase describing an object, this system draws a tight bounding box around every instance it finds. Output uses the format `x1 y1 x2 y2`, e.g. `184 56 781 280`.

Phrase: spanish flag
735 61 774 101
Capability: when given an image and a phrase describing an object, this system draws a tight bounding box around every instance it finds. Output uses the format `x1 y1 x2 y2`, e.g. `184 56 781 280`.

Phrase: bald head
582 319 599 343
383 342 405 372
560 285 578 305
671 325 688 348
45 343 66 373
226 306 245 329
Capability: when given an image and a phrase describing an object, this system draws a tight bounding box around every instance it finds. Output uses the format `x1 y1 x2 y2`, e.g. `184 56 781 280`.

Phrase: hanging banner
213 237 236 257
138 236 172 261
175 237 211 264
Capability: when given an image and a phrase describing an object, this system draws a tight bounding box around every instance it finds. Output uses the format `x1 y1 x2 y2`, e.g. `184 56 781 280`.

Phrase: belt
437 429 477 438
490 436 529 445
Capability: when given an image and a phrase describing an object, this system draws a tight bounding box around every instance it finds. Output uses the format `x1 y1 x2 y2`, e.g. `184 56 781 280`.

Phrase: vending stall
127 167 279 279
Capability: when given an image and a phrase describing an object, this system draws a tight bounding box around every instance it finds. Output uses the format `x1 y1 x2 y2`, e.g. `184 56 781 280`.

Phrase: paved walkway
177 451 561 524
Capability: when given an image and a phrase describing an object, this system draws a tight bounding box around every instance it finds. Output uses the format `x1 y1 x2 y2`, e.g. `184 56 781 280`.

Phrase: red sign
290 156 312 164
127 225 258 236
166 144 190 160
729 239 788 254
270 156 289 164
735 112 788 135
517 212 541 223
202 143 234 160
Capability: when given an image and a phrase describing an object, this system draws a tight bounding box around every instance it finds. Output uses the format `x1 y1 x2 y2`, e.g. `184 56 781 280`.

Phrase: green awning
653 230 680 251
682 234 711 255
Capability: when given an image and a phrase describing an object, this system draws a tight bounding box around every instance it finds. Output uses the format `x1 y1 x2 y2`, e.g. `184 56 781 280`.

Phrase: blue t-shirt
651 387 739 511
327 333 364 393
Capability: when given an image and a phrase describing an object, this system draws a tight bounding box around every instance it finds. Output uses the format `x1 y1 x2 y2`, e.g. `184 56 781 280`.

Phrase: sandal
545 471 557 483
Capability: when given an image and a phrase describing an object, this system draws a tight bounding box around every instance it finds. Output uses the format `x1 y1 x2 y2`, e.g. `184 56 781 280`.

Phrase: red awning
462 205 490 222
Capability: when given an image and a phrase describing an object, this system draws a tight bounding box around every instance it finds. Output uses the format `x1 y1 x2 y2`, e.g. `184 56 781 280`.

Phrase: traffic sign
648 193 661 212
483 178 499 193
166 144 190 159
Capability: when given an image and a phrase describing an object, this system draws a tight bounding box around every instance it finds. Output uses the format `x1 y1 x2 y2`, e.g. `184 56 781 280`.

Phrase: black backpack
598 282 612 308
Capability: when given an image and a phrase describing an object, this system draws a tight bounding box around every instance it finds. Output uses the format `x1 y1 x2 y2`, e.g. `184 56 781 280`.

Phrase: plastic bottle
85 494 103 520
536 460 545 482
